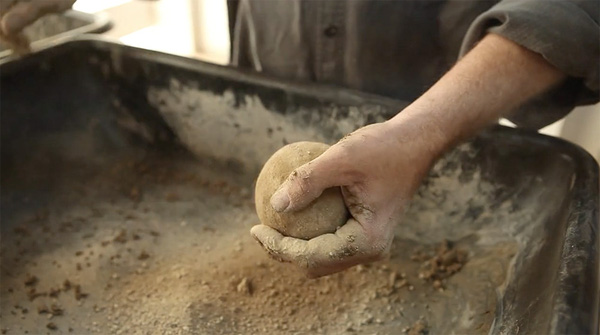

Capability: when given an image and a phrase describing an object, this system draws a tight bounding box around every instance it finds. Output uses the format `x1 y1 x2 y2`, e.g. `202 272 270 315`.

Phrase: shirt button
324 25 338 37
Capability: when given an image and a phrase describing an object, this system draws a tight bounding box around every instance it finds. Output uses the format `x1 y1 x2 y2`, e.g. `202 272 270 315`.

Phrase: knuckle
262 245 289 263
327 145 357 179
266 251 288 263
332 144 353 162
289 167 314 195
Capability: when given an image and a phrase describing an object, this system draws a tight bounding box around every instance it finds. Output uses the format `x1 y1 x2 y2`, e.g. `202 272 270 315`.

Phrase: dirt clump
73 284 88 300
236 277 253 295
255 141 349 239
405 319 428 335
23 274 38 286
113 229 128 243
413 240 468 290
0 154 514 334
138 251 150 260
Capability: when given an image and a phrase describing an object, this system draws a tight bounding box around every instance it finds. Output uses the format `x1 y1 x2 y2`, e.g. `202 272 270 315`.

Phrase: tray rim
0 10 113 59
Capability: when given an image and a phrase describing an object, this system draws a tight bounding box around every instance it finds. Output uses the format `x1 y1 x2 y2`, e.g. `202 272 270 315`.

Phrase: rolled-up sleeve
460 0 599 129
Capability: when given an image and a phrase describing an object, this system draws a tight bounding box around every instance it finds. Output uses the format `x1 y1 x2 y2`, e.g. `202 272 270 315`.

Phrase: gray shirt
228 0 599 129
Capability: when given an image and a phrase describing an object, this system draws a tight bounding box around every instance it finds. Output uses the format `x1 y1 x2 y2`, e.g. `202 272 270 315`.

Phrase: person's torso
231 0 498 101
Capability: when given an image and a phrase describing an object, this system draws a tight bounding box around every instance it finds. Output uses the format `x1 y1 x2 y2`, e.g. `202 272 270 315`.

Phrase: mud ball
255 141 349 240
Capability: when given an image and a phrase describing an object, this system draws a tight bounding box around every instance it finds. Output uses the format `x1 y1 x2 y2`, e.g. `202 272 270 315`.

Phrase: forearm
389 33 566 157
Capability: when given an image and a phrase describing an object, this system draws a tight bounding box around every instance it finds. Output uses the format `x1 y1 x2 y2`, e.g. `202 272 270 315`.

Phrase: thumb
270 148 352 212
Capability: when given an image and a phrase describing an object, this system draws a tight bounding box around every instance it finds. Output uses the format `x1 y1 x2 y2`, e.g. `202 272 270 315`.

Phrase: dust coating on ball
255 141 349 240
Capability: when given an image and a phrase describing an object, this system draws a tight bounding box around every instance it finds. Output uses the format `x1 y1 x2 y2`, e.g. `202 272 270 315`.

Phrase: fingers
250 224 309 264
1 0 75 35
251 219 392 278
1 2 43 35
0 29 30 54
302 219 391 277
270 146 354 213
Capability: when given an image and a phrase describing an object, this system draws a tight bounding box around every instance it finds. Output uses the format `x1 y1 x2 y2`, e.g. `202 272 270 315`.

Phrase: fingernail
270 188 290 212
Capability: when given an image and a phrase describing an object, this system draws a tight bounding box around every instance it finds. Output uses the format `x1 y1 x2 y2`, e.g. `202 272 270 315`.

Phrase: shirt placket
315 1 346 83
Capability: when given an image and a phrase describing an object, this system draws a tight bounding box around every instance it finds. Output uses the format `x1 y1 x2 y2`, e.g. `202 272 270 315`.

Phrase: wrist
386 34 565 160
386 106 453 166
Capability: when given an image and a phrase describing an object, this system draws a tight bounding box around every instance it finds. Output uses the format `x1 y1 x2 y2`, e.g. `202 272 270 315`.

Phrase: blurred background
73 0 600 161
73 0 230 63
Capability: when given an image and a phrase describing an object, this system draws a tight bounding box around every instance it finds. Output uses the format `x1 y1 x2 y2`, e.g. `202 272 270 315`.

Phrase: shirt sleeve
460 0 599 129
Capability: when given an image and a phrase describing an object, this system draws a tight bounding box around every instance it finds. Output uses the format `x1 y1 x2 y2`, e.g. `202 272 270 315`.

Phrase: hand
251 33 565 278
251 118 443 277
0 0 75 53
0 0 75 36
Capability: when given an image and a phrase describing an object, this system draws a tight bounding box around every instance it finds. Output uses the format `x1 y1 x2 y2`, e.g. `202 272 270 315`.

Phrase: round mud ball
255 141 349 240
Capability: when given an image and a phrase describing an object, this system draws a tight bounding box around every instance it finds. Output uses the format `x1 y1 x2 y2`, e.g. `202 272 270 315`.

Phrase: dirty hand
0 0 75 36
252 33 566 278
251 116 444 277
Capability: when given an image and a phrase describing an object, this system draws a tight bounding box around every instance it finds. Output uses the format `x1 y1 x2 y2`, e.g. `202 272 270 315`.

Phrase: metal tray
1 37 598 335
0 10 112 58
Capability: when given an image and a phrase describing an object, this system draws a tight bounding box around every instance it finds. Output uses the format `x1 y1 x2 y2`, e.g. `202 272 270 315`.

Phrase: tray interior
0 40 596 334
